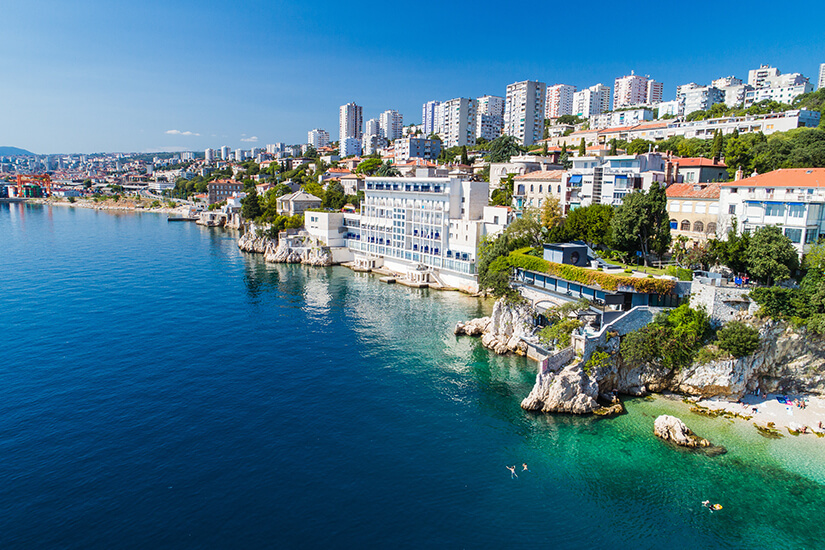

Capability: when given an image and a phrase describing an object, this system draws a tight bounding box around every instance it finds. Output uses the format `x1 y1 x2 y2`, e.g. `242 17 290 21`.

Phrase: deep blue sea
2 203 825 549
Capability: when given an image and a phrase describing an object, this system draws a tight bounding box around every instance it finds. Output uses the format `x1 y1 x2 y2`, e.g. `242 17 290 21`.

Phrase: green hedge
508 251 676 295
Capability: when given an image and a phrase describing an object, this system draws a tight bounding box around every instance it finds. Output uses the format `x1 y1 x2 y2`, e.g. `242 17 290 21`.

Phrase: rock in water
521 364 600 414
653 415 712 448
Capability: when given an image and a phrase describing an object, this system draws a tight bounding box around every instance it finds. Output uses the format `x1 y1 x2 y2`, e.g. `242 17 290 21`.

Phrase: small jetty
167 217 198 222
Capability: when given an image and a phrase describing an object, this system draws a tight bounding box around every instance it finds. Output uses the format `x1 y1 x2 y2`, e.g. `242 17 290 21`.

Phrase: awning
568 174 582 183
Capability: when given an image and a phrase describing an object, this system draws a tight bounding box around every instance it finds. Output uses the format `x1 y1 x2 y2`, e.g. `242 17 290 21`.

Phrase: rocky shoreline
29 197 182 214
237 231 333 267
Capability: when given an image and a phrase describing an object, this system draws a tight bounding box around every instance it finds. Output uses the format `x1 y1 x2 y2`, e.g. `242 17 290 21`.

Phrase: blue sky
2 0 824 154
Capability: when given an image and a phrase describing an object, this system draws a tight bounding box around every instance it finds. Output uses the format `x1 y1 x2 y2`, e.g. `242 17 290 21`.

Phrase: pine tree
241 186 262 220
578 137 587 157
460 145 469 166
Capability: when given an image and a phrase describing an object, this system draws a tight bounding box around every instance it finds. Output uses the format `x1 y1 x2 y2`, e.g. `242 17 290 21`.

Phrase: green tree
487 135 524 163
322 181 346 210
711 129 724 161
559 145 572 170
490 173 515 206
303 181 325 199
375 161 401 177
241 186 263 220
745 225 799 285
611 183 670 265
578 137 586 157
556 115 585 125
565 204 613 248
715 321 760 358
354 158 383 175
460 145 469 165
541 141 548 156
273 183 292 197
609 139 618 156
626 139 653 155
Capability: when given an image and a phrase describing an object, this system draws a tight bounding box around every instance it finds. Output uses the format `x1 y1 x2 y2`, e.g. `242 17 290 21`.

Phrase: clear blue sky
2 0 824 154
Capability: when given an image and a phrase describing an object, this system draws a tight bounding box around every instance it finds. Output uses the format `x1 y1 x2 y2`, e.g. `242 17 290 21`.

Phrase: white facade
819 63 825 90
204 148 216 163
307 128 330 149
379 110 403 141
220 146 231 160
361 134 385 156
422 100 441 135
712 76 743 88
394 137 441 163
365 118 382 138
440 97 477 147
614 72 660 109
476 95 504 141
343 173 491 291
681 86 726 115
744 82 813 106
339 102 363 141
566 153 672 208
546 84 576 118
748 65 781 88
657 100 683 117
340 137 362 158
573 84 610 117
718 169 825 256
504 80 546 146
589 108 655 129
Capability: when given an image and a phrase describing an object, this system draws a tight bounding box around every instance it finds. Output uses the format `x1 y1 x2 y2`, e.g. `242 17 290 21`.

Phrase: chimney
735 166 744 181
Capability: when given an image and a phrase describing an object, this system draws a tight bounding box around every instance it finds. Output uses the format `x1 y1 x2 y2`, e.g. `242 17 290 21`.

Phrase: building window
707 222 717 234
789 204 805 218
693 221 704 232
785 228 802 243
765 203 784 217
680 220 691 231
806 230 819 244
728 204 736 214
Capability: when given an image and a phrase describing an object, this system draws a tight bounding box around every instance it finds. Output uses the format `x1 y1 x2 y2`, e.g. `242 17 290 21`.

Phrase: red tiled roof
514 170 565 181
676 157 727 168
666 183 722 199
633 121 669 130
721 168 825 188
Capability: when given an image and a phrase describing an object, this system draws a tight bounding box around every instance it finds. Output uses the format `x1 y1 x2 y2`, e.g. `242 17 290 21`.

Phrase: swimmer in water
522 463 529 472
506 465 518 479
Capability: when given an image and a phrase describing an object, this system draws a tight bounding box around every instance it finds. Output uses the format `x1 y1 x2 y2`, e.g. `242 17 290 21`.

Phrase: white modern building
819 63 825 90
440 97 477 147
681 86 726 115
747 65 781 88
566 152 677 208
307 128 330 149
220 146 231 160
365 118 382 137
340 137 362 158
379 110 404 142
719 168 825 256
589 108 655 129
744 65 812 105
476 95 505 141
712 76 743 89
657 100 683 117
614 72 662 109
504 80 546 146
573 84 611 117
204 148 216 163
339 102 363 142
545 84 576 119
422 100 441 136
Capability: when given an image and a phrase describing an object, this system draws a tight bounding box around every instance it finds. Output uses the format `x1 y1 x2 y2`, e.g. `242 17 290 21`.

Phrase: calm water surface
1 203 824 549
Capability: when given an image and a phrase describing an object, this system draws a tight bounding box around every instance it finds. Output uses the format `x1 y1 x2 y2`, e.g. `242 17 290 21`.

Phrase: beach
694 392 825 436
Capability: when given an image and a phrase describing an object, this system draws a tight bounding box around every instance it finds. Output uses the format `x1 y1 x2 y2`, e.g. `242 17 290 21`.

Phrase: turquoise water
1 203 824 549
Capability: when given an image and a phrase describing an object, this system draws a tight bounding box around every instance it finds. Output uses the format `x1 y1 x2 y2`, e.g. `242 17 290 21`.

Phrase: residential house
276 190 322 217
666 183 722 242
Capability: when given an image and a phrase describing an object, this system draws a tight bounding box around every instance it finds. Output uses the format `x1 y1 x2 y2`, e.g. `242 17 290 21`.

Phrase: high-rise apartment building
748 64 781 88
205 148 216 163
440 97 477 147
220 146 231 160
379 110 404 142
422 100 441 136
573 84 610 117
819 63 825 90
614 71 660 109
545 84 576 119
365 118 381 137
475 95 505 141
339 102 363 141
307 128 330 149
712 76 743 89
504 80 546 147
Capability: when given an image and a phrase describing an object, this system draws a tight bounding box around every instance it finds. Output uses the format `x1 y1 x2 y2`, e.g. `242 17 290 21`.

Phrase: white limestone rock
521 364 600 414
653 415 711 448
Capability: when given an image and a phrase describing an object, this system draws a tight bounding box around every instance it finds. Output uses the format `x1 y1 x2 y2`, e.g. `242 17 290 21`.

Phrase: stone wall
689 280 756 325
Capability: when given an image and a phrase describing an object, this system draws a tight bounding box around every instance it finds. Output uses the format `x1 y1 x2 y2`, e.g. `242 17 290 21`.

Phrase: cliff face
454 298 533 355
608 320 825 399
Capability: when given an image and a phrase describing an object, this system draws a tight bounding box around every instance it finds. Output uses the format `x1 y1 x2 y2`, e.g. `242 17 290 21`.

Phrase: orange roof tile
676 157 727 168
721 168 825 188
666 183 722 199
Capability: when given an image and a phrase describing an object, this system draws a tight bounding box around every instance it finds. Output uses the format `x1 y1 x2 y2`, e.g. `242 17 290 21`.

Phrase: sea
2 202 825 549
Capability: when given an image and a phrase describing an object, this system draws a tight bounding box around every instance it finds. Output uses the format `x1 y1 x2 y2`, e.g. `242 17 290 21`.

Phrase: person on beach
507 465 518 479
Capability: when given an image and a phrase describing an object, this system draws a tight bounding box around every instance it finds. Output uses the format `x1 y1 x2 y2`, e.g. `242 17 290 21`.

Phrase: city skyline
3 0 825 154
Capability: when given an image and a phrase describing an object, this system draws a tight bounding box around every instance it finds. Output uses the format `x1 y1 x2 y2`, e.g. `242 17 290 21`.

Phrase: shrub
665 266 693 281
715 321 760 358
696 345 728 364
749 287 795 319
67 196 76 203
538 318 582 349
585 350 611 375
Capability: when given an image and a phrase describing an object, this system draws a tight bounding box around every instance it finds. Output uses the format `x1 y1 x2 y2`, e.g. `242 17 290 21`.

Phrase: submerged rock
653 415 712 448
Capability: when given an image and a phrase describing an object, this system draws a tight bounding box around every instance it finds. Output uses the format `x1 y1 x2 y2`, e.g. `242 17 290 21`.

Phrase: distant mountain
0 146 35 156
